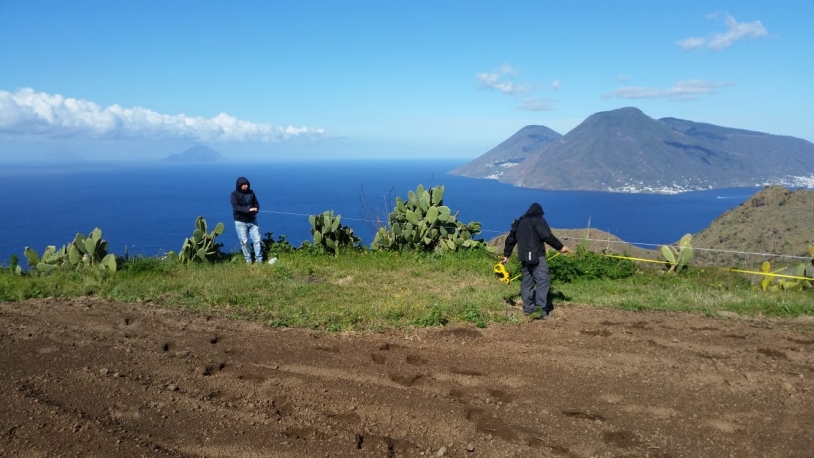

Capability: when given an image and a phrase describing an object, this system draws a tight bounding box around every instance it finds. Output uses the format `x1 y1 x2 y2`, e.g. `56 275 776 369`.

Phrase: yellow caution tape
603 254 814 280
602 254 669 264
728 268 812 281
497 252 811 283
601 254 811 281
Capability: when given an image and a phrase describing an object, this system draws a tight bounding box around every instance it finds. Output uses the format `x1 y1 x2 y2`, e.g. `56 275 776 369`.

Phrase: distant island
449 107 814 194
162 145 224 163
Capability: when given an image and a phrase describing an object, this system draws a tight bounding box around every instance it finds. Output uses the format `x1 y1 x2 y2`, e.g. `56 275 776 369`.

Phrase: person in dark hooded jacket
230 177 263 264
501 203 569 319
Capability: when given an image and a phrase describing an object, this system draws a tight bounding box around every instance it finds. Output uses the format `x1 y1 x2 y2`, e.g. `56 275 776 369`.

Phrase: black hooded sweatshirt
230 177 260 223
503 203 564 263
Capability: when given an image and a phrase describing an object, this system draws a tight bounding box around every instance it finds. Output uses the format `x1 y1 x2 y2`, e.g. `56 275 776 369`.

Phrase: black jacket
230 177 260 223
503 203 564 262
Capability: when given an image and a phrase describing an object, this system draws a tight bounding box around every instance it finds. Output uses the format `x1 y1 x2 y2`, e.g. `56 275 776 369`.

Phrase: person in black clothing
230 177 263 264
501 203 569 319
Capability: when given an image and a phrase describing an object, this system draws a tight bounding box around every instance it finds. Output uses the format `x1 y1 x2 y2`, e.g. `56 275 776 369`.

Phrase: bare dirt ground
1 299 813 458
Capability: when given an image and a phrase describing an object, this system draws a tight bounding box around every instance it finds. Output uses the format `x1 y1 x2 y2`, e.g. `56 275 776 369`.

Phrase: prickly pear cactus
371 184 486 252
760 261 774 291
23 228 117 274
758 260 812 292
308 210 361 255
659 233 693 273
175 216 225 264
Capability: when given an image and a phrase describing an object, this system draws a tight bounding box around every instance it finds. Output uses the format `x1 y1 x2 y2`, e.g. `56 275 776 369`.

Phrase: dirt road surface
1 298 812 457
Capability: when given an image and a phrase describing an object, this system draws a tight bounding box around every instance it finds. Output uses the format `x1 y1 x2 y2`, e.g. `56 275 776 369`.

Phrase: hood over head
524 202 544 217
235 177 250 192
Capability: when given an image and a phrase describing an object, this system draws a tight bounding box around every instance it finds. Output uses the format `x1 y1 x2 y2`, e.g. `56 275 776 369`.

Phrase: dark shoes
523 310 549 321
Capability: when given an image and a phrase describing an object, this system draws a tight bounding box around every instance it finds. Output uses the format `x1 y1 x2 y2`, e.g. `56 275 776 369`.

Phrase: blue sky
1 0 811 162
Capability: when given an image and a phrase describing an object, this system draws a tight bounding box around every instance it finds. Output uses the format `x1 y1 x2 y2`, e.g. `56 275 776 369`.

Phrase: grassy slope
692 185 814 267
5 183 813 332
2 249 811 332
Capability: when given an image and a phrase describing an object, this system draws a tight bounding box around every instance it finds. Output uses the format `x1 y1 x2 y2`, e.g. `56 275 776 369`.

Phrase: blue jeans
234 220 262 263
520 259 551 315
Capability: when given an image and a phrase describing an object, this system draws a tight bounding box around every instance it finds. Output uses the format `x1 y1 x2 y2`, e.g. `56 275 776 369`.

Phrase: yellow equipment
494 252 564 284
493 263 521 284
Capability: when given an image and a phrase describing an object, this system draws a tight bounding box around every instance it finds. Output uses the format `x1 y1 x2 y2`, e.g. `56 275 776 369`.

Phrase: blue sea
0 160 763 265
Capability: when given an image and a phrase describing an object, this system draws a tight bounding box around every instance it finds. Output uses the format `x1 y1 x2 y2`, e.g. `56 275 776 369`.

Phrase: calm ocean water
0 160 763 265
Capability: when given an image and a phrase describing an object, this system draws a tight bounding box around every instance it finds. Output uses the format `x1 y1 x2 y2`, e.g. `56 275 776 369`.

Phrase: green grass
1 250 812 332
556 266 814 317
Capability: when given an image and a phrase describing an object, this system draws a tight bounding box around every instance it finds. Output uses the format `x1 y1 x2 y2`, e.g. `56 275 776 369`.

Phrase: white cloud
676 37 706 51
475 65 530 95
603 79 734 101
551 79 561 90
0 88 330 143
517 97 555 111
677 13 767 51
616 74 629 82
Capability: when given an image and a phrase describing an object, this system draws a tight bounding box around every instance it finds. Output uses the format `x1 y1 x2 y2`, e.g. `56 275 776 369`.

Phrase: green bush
549 249 635 283
262 232 296 258
1 254 22 276
118 257 175 276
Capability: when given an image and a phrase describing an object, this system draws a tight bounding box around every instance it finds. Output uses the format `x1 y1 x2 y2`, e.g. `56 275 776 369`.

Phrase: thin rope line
567 236 813 261
257 210 382 223
256 210 813 261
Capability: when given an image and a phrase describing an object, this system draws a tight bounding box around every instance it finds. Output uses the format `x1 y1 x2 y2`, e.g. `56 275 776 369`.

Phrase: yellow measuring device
494 252 565 284
494 262 521 284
